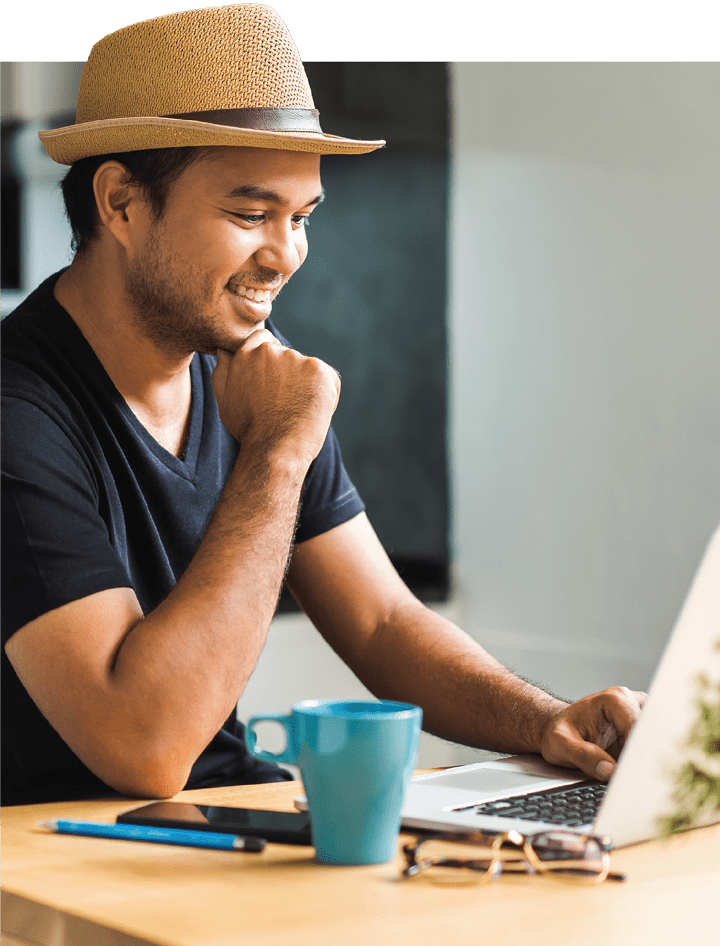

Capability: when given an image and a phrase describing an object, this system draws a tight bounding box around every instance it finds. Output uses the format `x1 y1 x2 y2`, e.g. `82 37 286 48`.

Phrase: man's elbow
91 744 194 800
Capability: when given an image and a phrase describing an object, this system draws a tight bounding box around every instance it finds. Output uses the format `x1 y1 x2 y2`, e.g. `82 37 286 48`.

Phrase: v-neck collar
107 353 205 481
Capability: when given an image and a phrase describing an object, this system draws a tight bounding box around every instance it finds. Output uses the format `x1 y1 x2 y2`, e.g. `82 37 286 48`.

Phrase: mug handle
246 714 297 764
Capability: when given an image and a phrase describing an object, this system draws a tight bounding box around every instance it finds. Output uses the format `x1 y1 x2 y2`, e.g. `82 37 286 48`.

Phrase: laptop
294 524 720 848
399 522 720 847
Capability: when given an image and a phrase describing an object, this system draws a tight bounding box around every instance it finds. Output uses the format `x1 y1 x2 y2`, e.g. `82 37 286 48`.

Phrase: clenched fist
212 329 341 469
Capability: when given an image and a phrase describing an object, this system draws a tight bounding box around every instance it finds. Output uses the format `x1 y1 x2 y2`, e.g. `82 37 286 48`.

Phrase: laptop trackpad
431 768 552 794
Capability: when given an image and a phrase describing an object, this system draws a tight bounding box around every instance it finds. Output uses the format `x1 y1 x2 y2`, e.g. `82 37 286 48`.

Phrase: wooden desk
2 781 718 946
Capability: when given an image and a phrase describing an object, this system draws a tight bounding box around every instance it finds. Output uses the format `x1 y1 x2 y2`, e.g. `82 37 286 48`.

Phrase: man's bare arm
4 330 340 799
287 513 644 779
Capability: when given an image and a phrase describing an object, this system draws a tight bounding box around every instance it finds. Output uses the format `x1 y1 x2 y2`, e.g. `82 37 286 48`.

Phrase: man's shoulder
3 271 64 326
2 272 98 441
2 273 69 369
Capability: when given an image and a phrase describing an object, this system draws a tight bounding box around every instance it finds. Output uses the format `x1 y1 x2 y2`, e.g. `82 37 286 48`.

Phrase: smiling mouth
230 285 274 303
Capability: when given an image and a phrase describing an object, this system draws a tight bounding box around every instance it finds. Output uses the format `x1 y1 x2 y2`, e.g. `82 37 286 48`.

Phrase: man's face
124 146 323 356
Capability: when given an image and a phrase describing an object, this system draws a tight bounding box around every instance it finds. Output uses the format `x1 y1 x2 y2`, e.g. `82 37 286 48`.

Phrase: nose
254 219 307 278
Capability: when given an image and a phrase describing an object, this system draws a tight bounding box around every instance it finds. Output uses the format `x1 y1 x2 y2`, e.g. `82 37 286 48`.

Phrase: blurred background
2 61 719 766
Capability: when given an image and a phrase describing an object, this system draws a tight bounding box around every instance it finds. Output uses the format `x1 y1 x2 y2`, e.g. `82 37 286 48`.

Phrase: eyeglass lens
404 831 611 883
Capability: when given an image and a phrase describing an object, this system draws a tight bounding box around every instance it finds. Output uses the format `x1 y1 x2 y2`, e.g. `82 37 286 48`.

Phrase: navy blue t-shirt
1 273 365 805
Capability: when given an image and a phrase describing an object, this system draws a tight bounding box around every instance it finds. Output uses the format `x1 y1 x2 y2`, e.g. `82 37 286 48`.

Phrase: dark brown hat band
164 107 323 133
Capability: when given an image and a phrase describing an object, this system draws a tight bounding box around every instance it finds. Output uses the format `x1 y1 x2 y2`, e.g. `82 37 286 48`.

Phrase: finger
554 728 618 781
568 689 641 762
598 687 643 752
595 721 618 752
238 328 285 352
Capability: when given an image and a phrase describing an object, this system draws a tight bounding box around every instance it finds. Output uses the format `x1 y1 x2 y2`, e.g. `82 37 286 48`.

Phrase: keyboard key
472 782 607 827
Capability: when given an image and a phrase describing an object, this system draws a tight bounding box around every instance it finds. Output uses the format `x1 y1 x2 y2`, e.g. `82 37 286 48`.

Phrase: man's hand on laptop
539 686 646 781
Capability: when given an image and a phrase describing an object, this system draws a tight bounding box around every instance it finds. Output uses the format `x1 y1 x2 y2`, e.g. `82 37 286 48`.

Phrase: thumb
560 732 617 781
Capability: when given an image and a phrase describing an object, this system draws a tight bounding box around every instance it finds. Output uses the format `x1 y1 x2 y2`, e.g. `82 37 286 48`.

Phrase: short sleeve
294 425 365 544
1 395 131 641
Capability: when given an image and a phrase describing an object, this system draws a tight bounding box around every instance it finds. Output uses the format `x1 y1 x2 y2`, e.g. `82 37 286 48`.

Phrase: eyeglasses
402 829 626 885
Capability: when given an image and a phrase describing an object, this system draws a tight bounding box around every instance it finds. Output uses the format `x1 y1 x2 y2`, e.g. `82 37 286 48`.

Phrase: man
2 4 643 806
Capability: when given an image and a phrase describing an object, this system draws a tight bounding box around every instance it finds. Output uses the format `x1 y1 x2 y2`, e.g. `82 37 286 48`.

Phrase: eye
292 215 310 229
230 213 265 225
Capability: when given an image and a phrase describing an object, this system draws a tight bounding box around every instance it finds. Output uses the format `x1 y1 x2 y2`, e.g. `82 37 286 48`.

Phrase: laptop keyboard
468 781 608 827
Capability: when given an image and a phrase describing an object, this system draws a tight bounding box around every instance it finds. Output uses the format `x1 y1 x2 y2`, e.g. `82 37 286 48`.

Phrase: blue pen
38 819 266 852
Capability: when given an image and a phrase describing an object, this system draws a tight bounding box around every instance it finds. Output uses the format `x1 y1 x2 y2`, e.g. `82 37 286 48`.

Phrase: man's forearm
106 448 307 792
357 600 643 781
358 599 568 754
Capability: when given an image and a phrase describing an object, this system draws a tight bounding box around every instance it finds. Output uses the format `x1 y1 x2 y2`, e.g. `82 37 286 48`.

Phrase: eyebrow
224 184 325 208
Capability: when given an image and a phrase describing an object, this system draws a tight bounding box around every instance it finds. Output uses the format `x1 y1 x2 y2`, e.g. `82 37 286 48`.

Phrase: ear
93 161 148 251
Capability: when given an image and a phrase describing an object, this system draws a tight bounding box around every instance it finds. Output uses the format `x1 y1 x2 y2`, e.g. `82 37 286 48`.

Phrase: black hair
60 146 217 254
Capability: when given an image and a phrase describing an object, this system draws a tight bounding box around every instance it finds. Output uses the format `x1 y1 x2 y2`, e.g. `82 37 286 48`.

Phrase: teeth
236 286 270 302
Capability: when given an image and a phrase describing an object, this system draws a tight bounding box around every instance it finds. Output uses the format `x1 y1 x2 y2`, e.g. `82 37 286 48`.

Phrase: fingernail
596 761 614 781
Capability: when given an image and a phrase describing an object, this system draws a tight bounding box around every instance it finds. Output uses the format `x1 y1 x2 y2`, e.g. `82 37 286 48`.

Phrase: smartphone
117 801 313 845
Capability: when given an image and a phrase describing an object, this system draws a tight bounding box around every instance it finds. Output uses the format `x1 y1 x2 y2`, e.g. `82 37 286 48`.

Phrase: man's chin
195 323 257 356
207 341 242 357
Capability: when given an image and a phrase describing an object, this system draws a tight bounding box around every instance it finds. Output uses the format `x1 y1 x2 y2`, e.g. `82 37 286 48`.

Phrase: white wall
448 63 720 704
5 62 719 767
2 62 84 123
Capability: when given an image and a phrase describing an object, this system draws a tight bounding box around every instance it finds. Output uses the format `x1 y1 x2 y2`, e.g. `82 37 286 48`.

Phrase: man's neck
55 258 194 458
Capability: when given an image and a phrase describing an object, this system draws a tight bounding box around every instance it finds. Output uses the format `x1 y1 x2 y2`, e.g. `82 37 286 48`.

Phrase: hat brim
38 116 386 165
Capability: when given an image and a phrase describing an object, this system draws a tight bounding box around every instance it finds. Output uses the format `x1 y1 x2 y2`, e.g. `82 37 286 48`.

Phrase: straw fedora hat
39 4 385 165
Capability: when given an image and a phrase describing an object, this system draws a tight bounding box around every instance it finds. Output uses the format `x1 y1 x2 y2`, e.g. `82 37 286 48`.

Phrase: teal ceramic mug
246 699 422 865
